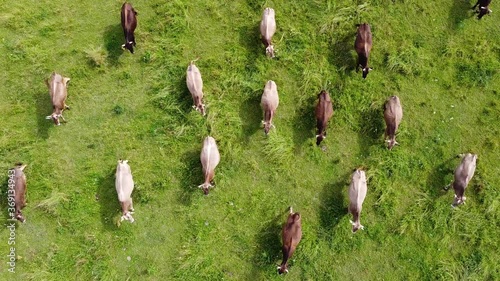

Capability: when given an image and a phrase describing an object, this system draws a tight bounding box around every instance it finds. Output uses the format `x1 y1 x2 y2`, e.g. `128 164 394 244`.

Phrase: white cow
452 153 477 207
115 160 135 222
261 80 279 135
348 169 367 232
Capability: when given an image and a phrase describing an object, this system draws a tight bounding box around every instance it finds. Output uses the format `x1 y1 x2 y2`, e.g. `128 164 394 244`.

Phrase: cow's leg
472 1 479 10
65 104 70 110
129 198 134 213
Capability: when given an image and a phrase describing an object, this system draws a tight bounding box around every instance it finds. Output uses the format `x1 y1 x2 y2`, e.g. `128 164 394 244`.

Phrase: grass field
1 0 499 280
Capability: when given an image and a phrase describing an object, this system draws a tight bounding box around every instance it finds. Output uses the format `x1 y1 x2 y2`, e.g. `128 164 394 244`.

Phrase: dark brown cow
11 164 27 223
121 3 137 54
472 0 492 19
277 207 302 274
354 23 373 79
315 90 334 146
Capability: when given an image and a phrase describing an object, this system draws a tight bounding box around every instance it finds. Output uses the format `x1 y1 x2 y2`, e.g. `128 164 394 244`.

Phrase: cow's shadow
178 148 202 205
328 30 356 74
292 95 316 148
250 211 284 276
96 168 120 231
427 155 458 198
358 103 384 155
319 175 349 234
35 88 52 139
449 0 475 29
239 89 262 142
103 24 124 66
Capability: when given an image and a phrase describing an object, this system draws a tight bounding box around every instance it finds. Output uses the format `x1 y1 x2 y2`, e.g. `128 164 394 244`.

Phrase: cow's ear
369 67 373 71
64 77 70 84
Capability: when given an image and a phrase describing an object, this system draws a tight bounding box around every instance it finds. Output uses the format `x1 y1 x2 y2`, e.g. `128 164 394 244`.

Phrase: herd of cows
8 0 490 274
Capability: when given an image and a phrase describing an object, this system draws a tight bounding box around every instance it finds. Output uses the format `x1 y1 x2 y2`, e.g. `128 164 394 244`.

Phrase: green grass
1 0 499 280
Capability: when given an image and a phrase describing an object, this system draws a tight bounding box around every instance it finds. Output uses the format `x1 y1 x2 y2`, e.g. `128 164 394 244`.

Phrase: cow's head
350 220 364 233
120 211 135 223
316 134 325 146
16 212 26 223
198 183 212 195
452 195 466 207
122 41 134 54
362 66 373 79
478 6 492 19
266 45 275 58
193 104 206 116
46 113 62 126
277 264 289 274
386 138 399 150
263 121 275 135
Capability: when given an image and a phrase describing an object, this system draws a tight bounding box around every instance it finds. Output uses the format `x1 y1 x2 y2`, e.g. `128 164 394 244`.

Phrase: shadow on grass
96 168 119 231
448 0 474 29
35 89 52 139
178 148 202 205
238 89 262 141
292 95 316 148
319 176 349 234
426 155 458 198
328 31 356 75
358 103 384 156
238 24 261 73
250 211 284 277
103 24 124 66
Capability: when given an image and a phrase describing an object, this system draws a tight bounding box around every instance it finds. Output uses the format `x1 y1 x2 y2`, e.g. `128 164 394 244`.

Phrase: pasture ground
0 0 499 280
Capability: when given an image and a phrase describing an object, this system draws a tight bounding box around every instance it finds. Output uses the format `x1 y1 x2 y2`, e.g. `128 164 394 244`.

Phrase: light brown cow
115 160 135 222
11 164 27 223
199 136 220 195
354 23 373 79
261 80 279 135
451 153 477 207
315 90 334 146
278 207 302 274
186 60 205 115
384 96 403 150
349 169 367 233
260 7 276 57
45 72 70 125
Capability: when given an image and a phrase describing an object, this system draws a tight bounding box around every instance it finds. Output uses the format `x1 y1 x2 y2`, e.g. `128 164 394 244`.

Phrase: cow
115 160 135 222
261 80 279 135
260 8 276 57
348 169 367 233
384 96 403 150
472 0 492 19
315 90 334 146
277 207 302 274
186 60 206 116
121 2 138 54
11 163 27 223
354 23 373 79
199 136 220 195
451 153 477 207
45 72 70 126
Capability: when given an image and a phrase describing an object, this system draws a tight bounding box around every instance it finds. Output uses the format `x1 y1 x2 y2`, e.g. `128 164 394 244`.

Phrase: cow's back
384 96 402 125
260 8 276 40
48 73 68 107
121 3 137 30
200 137 220 175
261 80 279 110
14 167 27 206
355 23 372 54
454 154 477 188
349 170 367 213
316 91 333 121
186 63 203 96
282 213 302 247
116 162 134 201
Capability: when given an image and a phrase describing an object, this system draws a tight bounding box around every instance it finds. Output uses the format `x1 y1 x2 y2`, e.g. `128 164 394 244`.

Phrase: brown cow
260 8 276 57
277 207 302 274
384 96 403 150
315 90 334 146
472 0 492 19
11 163 27 223
199 136 220 195
121 2 138 54
261 80 279 135
354 23 373 79
45 72 70 126
451 153 477 207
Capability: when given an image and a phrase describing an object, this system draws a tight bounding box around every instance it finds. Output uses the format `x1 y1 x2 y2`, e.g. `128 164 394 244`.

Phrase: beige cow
45 72 70 125
199 136 220 195
384 96 403 150
451 153 477 207
349 169 367 233
261 80 279 135
115 160 135 222
260 8 276 57
12 163 27 223
186 60 205 115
